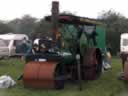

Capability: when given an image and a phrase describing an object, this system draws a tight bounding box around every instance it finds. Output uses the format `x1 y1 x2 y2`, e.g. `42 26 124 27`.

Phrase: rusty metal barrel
23 61 64 89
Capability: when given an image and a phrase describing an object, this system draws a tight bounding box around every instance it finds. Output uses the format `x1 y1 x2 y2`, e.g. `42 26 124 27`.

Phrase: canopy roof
45 14 103 25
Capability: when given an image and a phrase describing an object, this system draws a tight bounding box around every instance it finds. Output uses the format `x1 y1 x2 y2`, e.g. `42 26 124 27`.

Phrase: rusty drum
23 61 59 89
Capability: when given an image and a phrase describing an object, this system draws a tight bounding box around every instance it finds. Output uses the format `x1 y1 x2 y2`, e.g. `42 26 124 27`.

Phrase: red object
52 1 59 14
59 16 71 20
23 61 58 88
83 48 97 67
82 48 98 80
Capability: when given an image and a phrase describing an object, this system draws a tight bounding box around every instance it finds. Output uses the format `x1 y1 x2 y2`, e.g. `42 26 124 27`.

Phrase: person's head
33 44 39 52
22 37 27 43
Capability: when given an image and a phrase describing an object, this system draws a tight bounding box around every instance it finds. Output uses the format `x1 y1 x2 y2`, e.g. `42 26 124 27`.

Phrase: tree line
0 10 128 55
99 10 128 55
0 15 52 39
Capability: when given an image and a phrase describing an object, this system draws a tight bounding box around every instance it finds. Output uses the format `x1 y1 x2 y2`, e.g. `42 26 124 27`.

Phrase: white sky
0 0 128 20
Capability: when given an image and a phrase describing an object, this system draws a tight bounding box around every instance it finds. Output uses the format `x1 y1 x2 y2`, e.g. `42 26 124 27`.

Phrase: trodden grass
0 57 128 96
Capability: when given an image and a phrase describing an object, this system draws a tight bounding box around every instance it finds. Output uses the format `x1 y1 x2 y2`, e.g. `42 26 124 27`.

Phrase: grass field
0 57 128 96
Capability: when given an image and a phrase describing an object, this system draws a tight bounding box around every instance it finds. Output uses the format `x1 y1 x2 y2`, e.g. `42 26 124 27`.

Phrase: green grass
0 57 128 96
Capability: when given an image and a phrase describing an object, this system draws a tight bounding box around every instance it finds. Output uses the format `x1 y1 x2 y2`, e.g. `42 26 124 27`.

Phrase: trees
98 10 128 55
7 15 53 40
0 21 13 34
31 19 52 40
19 15 37 36
8 15 37 37
8 18 21 33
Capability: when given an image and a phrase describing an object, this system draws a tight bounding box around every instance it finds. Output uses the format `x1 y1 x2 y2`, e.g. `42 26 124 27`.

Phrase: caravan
120 33 128 53
0 33 29 57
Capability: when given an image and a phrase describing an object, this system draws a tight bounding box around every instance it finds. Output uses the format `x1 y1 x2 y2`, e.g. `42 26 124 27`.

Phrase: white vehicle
120 33 128 53
0 33 29 57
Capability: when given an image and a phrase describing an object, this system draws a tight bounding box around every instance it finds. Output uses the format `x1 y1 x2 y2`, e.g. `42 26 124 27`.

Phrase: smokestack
51 1 59 41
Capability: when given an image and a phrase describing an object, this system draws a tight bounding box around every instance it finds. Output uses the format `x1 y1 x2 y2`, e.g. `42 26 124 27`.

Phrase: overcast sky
0 0 128 20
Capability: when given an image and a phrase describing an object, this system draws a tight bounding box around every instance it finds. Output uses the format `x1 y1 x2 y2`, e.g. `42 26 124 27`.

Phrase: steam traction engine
23 1 106 89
